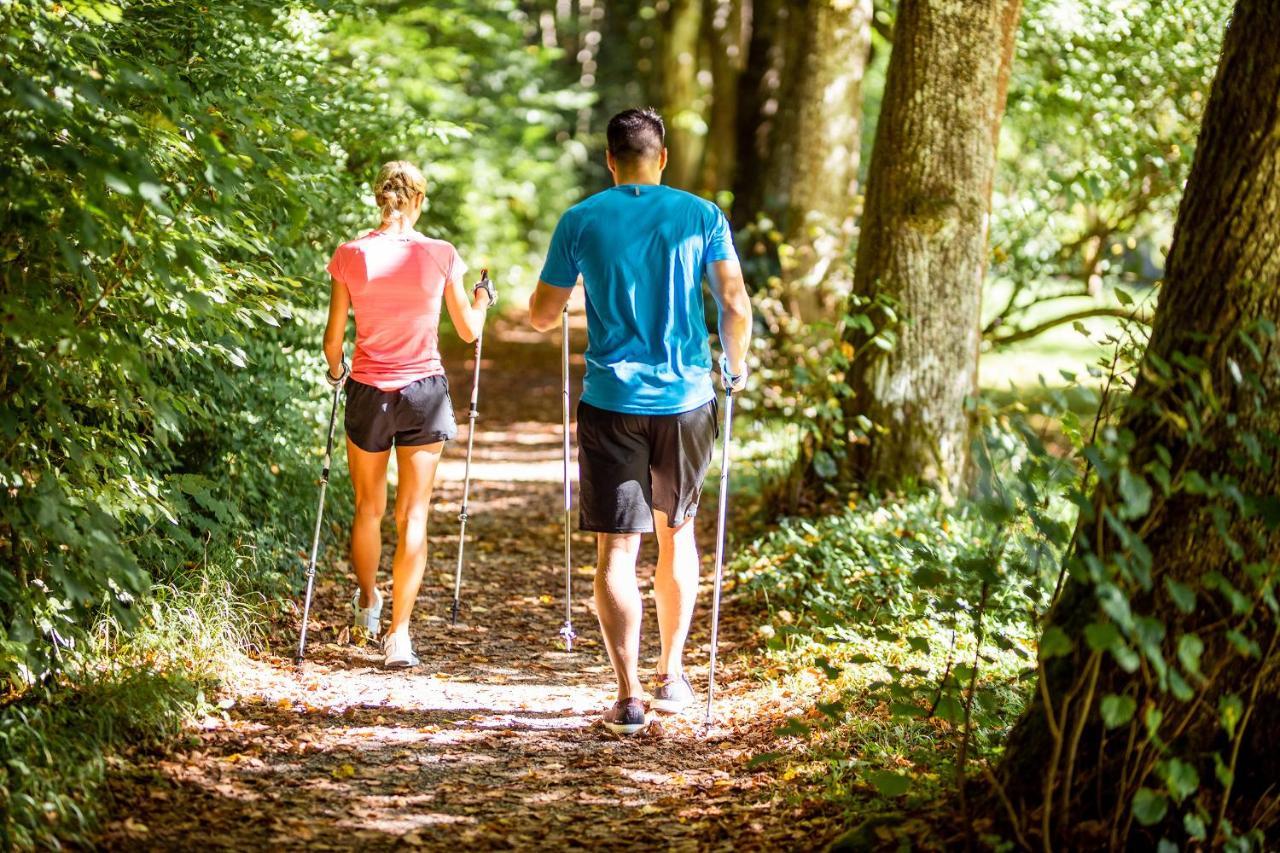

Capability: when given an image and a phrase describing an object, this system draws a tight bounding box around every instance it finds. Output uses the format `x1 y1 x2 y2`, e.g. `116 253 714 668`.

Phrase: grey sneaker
602 698 648 735
650 673 695 714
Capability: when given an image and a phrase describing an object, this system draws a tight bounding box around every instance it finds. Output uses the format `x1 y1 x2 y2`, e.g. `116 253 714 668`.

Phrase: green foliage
0 0 372 685
986 0 1231 341
0 0 582 687
1 547 262 848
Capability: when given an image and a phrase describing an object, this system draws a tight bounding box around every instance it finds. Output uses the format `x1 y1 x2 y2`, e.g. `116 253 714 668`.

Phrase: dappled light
4 0 1278 851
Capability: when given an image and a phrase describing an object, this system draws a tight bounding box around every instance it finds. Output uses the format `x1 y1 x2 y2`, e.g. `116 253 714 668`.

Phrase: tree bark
836 0 1022 497
660 0 707 190
699 0 748 195
767 0 871 311
730 0 800 224
999 2 1280 845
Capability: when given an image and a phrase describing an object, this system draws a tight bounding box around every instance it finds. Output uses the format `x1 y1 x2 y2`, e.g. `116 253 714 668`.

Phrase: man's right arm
529 211 579 332
706 258 752 388
529 280 575 331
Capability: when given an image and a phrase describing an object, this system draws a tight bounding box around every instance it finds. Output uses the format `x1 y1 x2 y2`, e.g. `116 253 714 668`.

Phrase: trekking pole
450 270 491 625
296 364 346 665
558 304 577 652
705 356 739 725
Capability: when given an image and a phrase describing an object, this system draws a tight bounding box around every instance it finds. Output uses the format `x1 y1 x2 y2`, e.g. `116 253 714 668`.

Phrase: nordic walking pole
450 270 491 625
296 363 346 665
558 304 577 652
705 356 739 725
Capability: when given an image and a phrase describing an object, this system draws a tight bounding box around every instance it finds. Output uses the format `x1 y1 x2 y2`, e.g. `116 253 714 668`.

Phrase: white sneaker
382 631 419 669
352 588 383 638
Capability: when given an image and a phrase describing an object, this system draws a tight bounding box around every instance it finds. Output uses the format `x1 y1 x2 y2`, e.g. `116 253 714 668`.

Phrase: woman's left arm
323 276 351 379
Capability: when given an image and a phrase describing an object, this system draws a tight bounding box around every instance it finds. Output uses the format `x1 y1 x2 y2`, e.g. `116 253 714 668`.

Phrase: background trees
4 0 1276 847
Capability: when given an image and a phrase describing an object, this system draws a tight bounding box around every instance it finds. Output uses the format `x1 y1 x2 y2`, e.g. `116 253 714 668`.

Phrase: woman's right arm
443 273 490 343
323 276 351 378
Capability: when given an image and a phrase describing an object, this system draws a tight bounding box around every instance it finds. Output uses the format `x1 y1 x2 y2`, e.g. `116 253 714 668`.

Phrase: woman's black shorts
576 398 719 534
344 375 457 453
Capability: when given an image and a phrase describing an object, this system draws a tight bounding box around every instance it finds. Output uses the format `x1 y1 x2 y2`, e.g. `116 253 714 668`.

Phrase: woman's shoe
382 631 420 668
351 588 383 639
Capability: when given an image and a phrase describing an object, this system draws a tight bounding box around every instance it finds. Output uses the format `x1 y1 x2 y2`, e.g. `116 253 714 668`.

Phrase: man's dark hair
606 108 665 166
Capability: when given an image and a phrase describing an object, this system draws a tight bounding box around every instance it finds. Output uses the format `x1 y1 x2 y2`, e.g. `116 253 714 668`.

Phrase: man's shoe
602 697 648 735
650 673 695 714
352 588 383 638
382 631 419 669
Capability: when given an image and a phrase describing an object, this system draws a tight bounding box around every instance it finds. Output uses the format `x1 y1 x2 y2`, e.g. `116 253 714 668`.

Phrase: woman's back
328 230 465 391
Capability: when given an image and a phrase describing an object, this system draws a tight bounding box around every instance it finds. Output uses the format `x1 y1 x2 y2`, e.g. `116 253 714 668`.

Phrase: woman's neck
377 218 413 235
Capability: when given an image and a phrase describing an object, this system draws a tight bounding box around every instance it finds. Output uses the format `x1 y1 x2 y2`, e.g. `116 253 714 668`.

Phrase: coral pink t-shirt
327 230 467 391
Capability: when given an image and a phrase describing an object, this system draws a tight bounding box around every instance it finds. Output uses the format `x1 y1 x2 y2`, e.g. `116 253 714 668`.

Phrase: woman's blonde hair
373 160 426 222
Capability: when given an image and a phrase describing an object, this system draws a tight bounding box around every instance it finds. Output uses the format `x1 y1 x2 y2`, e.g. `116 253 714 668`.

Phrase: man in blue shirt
529 108 752 735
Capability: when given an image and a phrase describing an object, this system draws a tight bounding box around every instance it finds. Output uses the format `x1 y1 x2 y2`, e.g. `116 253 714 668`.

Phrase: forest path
100 317 839 851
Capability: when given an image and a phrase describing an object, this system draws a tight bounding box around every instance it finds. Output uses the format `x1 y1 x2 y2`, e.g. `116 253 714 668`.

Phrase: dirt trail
99 317 840 851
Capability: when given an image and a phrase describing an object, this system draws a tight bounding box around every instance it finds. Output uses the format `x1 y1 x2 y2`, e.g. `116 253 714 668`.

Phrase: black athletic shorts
576 398 719 534
344 375 457 453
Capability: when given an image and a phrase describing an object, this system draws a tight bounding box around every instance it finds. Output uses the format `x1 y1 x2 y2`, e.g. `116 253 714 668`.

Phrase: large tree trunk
660 0 707 190
833 0 1022 498
768 0 870 306
999 3 1280 847
699 0 748 196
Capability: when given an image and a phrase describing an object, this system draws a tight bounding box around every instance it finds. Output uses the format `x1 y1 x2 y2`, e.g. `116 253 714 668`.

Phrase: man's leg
652 509 699 678
595 531 645 700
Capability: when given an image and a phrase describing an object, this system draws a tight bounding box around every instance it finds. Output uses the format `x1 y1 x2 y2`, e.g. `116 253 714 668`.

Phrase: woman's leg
387 441 445 636
347 439 391 607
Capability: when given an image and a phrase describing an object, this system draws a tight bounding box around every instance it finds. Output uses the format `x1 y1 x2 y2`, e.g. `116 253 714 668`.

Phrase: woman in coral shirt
323 161 495 668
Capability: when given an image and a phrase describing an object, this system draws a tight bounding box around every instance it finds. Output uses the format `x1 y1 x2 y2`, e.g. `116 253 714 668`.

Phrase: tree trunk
730 0 800 224
699 0 748 195
767 0 871 313
836 0 1022 498
999 2 1280 846
660 0 707 190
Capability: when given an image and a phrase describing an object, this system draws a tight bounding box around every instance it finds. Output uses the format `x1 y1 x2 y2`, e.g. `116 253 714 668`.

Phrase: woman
323 160 494 668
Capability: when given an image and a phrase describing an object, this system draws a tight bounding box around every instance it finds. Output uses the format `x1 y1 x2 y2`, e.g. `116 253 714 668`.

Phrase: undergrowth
0 548 271 849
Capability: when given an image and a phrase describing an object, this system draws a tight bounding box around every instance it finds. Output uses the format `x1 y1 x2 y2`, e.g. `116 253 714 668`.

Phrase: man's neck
613 172 662 187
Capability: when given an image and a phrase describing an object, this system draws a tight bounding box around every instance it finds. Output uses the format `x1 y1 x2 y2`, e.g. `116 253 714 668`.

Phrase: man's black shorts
345 375 457 453
576 398 719 534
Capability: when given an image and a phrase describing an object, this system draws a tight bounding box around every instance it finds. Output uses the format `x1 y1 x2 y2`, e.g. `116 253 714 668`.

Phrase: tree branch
986 307 1151 348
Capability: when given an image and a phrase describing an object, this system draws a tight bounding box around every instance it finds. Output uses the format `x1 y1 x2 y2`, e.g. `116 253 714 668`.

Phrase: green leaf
775 717 811 739
906 636 930 654
1117 468 1152 518
865 770 910 797
746 751 786 769
1164 578 1196 614
1164 757 1199 803
1176 633 1204 678
1132 788 1168 826
1084 621 1121 651
1219 694 1243 738
813 450 837 480
1039 626 1072 660
1183 812 1207 841
1100 694 1136 728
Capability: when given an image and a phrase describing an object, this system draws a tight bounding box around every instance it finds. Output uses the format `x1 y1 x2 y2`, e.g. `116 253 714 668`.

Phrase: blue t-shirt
539 184 738 415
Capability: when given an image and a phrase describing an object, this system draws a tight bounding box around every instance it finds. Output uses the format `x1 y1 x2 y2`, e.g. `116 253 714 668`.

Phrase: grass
0 548 270 849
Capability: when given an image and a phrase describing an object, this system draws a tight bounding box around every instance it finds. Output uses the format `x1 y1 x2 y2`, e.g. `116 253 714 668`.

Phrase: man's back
539 184 736 415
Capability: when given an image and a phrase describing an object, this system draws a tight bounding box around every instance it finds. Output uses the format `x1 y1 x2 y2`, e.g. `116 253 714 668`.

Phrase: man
528 108 752 734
